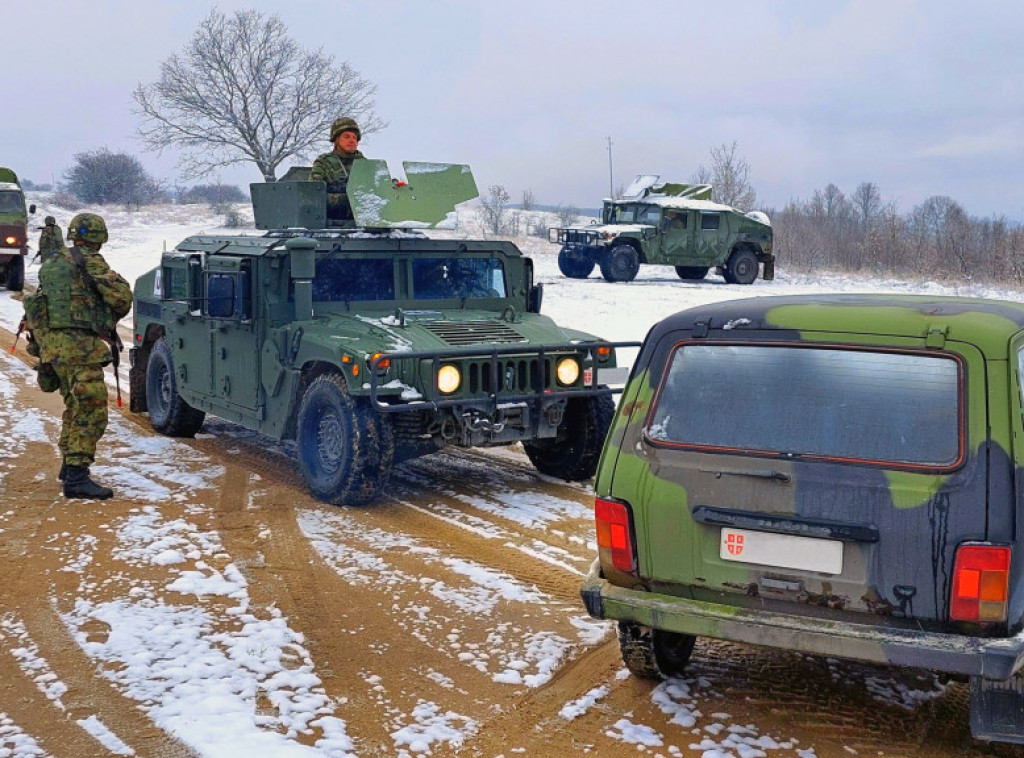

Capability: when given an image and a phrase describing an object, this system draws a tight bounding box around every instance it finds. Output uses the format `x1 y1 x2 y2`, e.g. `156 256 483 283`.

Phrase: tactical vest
38 248 113 333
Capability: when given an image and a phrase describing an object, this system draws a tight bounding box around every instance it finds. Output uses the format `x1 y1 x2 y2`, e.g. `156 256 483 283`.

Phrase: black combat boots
58 462 66 481
63 465 113 500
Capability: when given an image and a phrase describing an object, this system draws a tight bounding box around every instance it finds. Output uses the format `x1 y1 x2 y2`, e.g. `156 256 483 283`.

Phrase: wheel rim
156 364 172 412
611 250 634 279
315 408 346 474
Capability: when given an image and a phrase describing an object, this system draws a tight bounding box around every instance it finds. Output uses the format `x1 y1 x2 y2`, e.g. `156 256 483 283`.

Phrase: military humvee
549 176 774 284
129 160 632 505
0 168 35 291
582 293 1024 744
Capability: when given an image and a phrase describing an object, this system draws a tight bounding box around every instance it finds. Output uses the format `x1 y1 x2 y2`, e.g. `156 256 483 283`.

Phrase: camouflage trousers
54 364 108 467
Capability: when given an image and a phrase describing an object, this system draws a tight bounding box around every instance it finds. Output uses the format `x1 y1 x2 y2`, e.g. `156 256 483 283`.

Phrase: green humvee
582 293 1024 744
130 161 633 505
549 177 774 284
0 168 35 292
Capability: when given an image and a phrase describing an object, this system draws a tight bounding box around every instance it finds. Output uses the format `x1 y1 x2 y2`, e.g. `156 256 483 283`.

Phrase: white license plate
720 527 843 575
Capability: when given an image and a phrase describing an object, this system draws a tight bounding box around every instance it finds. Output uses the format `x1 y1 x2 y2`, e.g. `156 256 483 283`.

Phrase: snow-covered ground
0 195 1016 757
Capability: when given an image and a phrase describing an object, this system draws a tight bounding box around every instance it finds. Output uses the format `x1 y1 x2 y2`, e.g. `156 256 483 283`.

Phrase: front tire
296 373 394 505
6 256 24 292
674 265 708 281
599 244 640 283
617 621 697 679
558 247 596 279
723 248 759 285
523 390 614 481
146 337 205 436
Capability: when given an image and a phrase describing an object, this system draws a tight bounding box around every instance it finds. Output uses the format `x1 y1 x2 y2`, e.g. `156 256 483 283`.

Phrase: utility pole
606 136 614 198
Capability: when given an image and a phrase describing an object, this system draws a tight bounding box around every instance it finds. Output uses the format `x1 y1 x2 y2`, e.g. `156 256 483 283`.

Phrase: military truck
582 293 1024 745
0 168 36 291
549 176 773 284
129 160 633 505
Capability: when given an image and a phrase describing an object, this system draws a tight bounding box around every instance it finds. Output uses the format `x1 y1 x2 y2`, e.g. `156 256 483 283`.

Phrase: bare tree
133 8 384 182
690 165 712 186
64 148 166 207
851 182 882 228
480 185 511 235
707 141 757 209
521 189 536 211
555 204 580 227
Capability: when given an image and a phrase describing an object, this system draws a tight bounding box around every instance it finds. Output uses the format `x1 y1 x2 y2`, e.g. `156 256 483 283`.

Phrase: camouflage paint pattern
38 220 63 263
586 293 1024 679
309 149 366 221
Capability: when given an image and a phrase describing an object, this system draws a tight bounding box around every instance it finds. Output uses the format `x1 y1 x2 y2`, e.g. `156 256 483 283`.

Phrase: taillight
951 544 1010 622
595 496 635 573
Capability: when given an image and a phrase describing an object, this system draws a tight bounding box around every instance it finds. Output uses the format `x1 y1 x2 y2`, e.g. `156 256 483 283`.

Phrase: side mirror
528 283 544 314
28 204 36 214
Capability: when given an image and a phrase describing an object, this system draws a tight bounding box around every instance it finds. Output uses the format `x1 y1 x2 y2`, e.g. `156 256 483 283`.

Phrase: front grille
467 357 553 394
565 229 599 246
421 320 526 346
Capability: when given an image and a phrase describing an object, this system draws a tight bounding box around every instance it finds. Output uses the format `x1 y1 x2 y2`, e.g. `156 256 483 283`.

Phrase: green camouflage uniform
38 245 132 467
37 217 63 263
310 149 365 221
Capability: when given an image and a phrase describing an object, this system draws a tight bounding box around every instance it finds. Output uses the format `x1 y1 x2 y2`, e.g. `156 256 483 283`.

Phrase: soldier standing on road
37 215 63 263
36 213 132 500
310 117 365 222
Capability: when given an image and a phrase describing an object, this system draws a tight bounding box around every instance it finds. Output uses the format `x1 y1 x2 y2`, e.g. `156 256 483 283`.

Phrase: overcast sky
5 0 1024 218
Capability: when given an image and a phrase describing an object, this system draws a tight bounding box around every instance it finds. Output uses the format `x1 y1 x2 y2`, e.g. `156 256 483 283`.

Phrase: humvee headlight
437 364 461 394
4 236 15 246
556 357 580 386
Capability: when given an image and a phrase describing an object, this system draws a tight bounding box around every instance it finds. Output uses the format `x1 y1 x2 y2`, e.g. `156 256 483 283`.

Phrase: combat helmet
67 213 109 247
329 117 361 142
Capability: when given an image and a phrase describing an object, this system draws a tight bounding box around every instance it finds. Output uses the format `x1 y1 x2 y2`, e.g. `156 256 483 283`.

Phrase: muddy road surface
0 321 1020 758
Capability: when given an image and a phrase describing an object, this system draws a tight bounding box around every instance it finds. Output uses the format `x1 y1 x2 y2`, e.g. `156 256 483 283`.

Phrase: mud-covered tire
558 247 595 279
723 248 759 285
296 373 394 505
617 621 697 679
5 255 24 292
523 390 614 481
599 244 640 283
146 337 205 437
674 265 708 281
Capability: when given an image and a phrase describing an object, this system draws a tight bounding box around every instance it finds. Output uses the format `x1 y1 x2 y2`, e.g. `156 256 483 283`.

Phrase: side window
701 213 720 230
207 275 236 318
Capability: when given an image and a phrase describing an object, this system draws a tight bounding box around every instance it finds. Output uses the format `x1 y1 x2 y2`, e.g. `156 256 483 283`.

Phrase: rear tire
146 337 205 437
523 390 614 481
674 265 708 281
558 247 596 279
6 256 24 291
296 373 394 505
617 621 697 679
599 244 640 283
723 248 759 285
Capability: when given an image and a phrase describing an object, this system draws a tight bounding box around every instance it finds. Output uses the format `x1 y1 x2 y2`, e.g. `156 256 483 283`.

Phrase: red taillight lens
951 544 1010 622
595 497 635 573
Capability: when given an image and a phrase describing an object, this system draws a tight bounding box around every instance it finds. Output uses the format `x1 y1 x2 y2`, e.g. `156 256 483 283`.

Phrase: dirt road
0 319 1021 758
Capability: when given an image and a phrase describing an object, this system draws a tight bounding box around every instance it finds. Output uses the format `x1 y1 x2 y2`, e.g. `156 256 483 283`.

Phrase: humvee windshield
0 191 23 214
308 255 507 303
604 203 661 225
411 257 506 300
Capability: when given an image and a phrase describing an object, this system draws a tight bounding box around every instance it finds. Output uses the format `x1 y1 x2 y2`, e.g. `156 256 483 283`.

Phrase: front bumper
581 559 1024 681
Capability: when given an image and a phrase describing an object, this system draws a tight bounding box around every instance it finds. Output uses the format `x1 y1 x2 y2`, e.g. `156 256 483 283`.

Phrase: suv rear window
646 344 962 468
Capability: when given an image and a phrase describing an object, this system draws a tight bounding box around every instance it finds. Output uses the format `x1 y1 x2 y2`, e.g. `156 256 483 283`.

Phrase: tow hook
461 410 505 435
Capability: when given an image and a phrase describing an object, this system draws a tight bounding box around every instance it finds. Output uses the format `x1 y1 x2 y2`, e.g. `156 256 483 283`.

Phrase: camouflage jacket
309 150 366 192
38 221 64 263
37 246 133 366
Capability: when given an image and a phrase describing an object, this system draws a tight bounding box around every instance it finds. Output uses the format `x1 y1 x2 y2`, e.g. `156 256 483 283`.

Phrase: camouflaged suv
582 294 1024 744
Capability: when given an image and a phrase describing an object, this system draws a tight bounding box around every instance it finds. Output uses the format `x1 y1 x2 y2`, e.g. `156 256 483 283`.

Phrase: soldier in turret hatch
310 117 365 222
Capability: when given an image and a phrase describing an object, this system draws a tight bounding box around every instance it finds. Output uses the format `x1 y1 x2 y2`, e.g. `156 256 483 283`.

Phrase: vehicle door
205 255 261 415
161 254 214 401
617 329 989 624
694 211 727 265
657 209 694 265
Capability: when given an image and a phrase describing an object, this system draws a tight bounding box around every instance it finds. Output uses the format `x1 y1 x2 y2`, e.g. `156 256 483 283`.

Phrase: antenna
606 137 614 198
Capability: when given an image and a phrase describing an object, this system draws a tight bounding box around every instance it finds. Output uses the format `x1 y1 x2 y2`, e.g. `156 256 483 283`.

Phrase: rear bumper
581 559 1024 681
